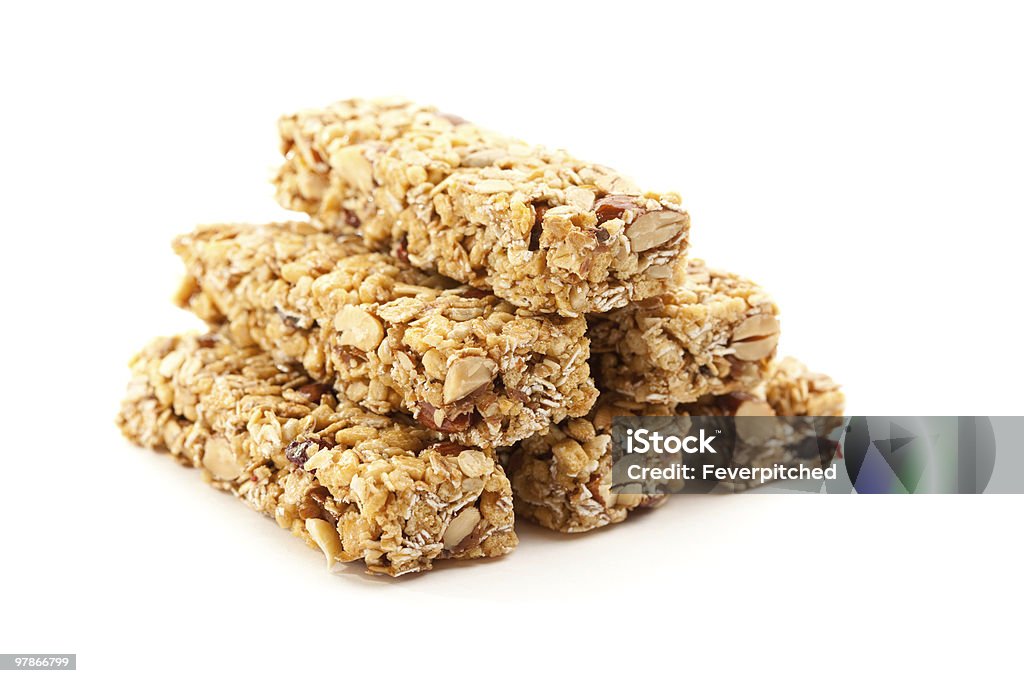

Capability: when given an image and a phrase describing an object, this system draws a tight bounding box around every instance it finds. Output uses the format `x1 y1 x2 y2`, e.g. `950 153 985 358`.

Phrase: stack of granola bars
118 99 844 576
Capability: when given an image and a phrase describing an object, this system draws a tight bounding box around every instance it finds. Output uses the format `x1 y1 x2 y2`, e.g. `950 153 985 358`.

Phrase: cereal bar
117 333 517 576
505 358 844 533
589 259 779 405
275 98 690 315
173 222 597 448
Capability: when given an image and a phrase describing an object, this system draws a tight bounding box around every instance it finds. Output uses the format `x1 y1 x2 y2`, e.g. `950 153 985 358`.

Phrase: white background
2 1 1022 681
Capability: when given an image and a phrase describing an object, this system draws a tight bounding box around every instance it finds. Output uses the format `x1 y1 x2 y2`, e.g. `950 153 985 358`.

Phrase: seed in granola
202 437 242 481
305 518 343 567
443 507 481 549
625 210 687 252
443 357 497 404
296 382 332 403
594 194 644 223
334 305 385 352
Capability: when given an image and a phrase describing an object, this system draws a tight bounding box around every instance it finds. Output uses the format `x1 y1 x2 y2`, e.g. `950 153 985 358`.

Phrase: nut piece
443 507 481 550
334 305 385 352
305 518 343 567
421 348 446 379
615 492 646 508
735 398 775 417
625 210 687 252
442 357 497 404
202 437 243 481
457 450 493 478
735 398 780 442
731 314 781 361
732 336 780 361
416 402 472 433
733 314 781 341
334 146 374 193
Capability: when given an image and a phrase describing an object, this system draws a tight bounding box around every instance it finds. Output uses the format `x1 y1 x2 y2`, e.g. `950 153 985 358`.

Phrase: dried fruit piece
442 357 497 404
296 382 331 403
285 437 332 468
625 210 687 252
594 194 644 223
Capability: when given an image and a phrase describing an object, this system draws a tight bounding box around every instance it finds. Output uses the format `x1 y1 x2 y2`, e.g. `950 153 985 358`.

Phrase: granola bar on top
117 333 517 576
275 98 690 316
589 259 780 406
505 358 844 533
173 222 597 448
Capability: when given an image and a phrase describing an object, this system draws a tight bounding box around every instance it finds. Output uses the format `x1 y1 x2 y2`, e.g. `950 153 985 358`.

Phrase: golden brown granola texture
505 358 845 533
173 222 598 448
590 259 780 405
117 332 517 576
274 98 690 315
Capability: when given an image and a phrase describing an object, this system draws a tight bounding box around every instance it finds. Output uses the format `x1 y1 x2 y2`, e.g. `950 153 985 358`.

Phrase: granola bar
505 358 844 533
275 98 690 315
117 332 517 576
173 222 597 448
589 259 779 405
